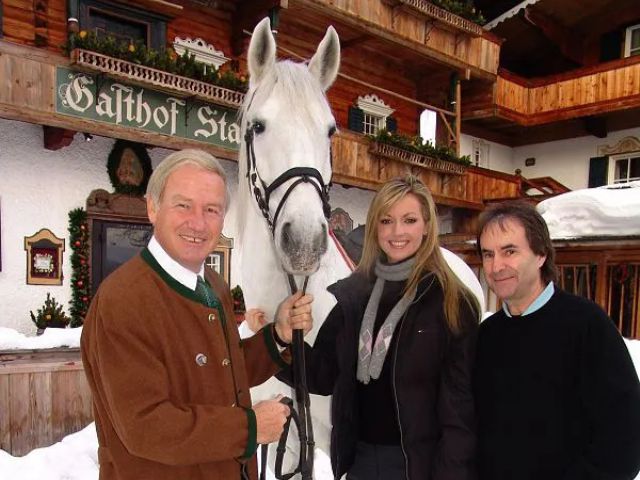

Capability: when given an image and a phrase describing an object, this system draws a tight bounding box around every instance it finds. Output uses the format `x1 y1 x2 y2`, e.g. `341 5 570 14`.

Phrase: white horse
237 17 485 479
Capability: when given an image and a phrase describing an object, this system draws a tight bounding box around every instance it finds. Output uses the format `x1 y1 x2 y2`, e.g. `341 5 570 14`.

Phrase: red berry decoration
75 240 81 247
77 280 84 287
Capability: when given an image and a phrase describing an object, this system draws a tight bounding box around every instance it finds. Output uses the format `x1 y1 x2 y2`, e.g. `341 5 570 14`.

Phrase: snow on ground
537 181 640 239
0 326 81 350
1 325 640 479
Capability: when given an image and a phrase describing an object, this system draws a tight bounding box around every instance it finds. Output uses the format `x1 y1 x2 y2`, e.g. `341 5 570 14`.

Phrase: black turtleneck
357 279 405 445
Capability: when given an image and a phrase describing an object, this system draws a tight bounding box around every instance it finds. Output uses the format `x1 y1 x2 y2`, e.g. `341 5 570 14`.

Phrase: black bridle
244 124 331 233
245 122 330 480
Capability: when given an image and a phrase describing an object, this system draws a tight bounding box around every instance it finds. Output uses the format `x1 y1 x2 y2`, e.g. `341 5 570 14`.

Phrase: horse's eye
253 121 266 135
328 126 337 138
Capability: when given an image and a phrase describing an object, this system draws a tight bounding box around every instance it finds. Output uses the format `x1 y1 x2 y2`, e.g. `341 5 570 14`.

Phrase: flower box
70 49 246 109
369 141 467 175
382 0 484 36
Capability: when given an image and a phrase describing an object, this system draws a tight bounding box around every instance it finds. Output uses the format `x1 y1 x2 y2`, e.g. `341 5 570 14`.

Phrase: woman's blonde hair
357 175 479 334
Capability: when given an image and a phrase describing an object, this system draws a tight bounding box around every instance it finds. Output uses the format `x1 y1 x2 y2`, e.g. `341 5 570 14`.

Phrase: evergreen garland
68 208 91 327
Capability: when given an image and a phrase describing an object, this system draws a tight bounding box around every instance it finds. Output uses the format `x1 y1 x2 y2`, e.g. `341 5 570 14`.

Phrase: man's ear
537 255 547 268
146 196 157 225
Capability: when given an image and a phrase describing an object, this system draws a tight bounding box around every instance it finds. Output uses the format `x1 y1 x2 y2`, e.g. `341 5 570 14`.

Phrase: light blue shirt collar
503 281 555 317
147 236 204 291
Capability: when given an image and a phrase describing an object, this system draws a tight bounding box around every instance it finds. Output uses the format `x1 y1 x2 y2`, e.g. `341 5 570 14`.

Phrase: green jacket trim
141 248 214 308
264 324 289 369
241 407 258 459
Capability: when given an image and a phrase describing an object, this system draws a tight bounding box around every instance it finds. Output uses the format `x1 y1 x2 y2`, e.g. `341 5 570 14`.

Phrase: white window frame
357 94 394 135
172 37 229 73
472 139 490 168
624 24 640 58
608 152 640 184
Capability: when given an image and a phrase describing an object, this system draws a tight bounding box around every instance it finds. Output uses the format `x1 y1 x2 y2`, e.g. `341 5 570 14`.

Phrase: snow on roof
537 181 640 240
484 0 541 30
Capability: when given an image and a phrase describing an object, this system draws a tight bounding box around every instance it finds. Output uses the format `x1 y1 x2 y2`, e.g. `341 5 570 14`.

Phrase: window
420 109 436 146
609 153 640 184
624 25 640 58
472 139 490 168
78 0 168 49
348 94 396 135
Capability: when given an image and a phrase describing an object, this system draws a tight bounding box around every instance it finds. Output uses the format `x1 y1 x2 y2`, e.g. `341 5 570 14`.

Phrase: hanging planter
369 141 468 175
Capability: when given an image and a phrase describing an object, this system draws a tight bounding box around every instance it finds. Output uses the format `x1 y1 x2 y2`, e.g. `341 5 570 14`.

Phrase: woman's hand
245 308 268 334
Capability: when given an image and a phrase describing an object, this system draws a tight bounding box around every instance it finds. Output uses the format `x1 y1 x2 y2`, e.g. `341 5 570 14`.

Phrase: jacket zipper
392 308 411 480
391 281 434 480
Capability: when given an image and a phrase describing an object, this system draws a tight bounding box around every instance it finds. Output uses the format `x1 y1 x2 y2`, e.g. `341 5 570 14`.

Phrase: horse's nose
282 222 294 253
315 223 328 253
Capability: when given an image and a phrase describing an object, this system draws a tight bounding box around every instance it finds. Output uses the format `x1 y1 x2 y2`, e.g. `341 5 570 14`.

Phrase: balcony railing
369 141 467 175
71 49 246 109
382 0 484 36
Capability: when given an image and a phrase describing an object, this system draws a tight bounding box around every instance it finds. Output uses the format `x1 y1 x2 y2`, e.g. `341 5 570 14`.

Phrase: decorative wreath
107 140 152 196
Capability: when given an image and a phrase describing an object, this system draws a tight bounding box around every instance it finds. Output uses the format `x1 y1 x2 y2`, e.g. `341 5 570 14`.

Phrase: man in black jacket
474 201 640 480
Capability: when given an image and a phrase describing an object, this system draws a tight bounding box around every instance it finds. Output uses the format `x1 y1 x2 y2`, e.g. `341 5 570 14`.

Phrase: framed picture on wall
24 228 65 285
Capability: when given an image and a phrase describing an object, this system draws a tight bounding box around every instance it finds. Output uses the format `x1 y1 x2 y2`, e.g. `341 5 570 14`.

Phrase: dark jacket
279 271 479 480
475 288 640 480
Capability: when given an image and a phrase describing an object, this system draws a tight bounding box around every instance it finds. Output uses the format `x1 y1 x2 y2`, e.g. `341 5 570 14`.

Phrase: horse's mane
236 60 333 238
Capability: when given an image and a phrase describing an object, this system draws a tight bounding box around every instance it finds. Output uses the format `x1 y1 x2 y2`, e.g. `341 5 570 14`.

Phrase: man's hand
254 398 290 444
274 292 313 344
244 308 268 334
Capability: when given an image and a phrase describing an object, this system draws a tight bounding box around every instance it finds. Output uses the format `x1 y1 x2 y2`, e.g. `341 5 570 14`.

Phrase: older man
81 149 313 480
474 200 640 480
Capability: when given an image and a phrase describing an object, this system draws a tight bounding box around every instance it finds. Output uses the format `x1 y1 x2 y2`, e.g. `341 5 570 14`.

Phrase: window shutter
386 116 397 132
348 106 364 132
588 156 608 187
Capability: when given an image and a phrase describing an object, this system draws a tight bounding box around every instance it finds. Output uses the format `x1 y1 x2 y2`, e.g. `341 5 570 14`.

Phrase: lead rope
260 275 314 480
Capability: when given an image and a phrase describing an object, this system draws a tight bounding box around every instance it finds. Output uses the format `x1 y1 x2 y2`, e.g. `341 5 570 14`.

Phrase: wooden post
455 76 461 155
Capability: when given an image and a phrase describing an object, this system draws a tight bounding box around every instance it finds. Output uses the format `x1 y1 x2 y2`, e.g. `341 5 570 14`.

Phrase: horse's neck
239 205 352 343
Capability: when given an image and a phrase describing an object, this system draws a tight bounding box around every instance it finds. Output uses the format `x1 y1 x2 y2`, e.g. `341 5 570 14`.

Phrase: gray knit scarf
357 256 417 384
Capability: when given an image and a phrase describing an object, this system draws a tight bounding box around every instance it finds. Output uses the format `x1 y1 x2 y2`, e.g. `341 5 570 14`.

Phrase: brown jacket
81 249 288 480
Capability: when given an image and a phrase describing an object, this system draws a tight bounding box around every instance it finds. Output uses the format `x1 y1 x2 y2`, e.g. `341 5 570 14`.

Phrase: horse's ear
248 17 276 86
308 26 340 91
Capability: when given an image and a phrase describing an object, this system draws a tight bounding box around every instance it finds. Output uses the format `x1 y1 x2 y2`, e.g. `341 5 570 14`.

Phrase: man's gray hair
146 149 230 210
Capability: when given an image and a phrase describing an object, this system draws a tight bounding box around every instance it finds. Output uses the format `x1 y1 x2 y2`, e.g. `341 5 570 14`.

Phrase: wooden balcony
464 56 640 126
0 40 524 209
284 0 500 79
332 130 521 208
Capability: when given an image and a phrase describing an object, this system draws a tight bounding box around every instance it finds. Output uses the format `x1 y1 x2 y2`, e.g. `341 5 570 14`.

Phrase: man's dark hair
476 200 558 284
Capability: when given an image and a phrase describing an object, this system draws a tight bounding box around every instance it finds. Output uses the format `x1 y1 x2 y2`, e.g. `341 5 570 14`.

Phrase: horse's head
241 17 340 275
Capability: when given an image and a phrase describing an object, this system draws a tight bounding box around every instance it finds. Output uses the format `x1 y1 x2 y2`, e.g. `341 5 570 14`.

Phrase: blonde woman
278 175 480 480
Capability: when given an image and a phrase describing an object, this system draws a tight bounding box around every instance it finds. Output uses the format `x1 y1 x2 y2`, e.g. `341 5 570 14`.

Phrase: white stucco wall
460 134 516 175
0 118 373 334
513 126 640 191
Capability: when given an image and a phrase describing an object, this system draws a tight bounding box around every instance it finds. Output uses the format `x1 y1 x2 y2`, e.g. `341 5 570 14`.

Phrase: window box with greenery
63 31 248 108
368 130 470 175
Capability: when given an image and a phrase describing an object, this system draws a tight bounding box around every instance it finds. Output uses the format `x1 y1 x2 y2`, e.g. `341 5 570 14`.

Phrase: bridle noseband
244 124 331 233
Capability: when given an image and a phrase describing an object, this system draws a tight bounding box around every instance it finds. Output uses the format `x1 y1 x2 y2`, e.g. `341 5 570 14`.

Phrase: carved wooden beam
43 126 76 151
524 6 585 66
